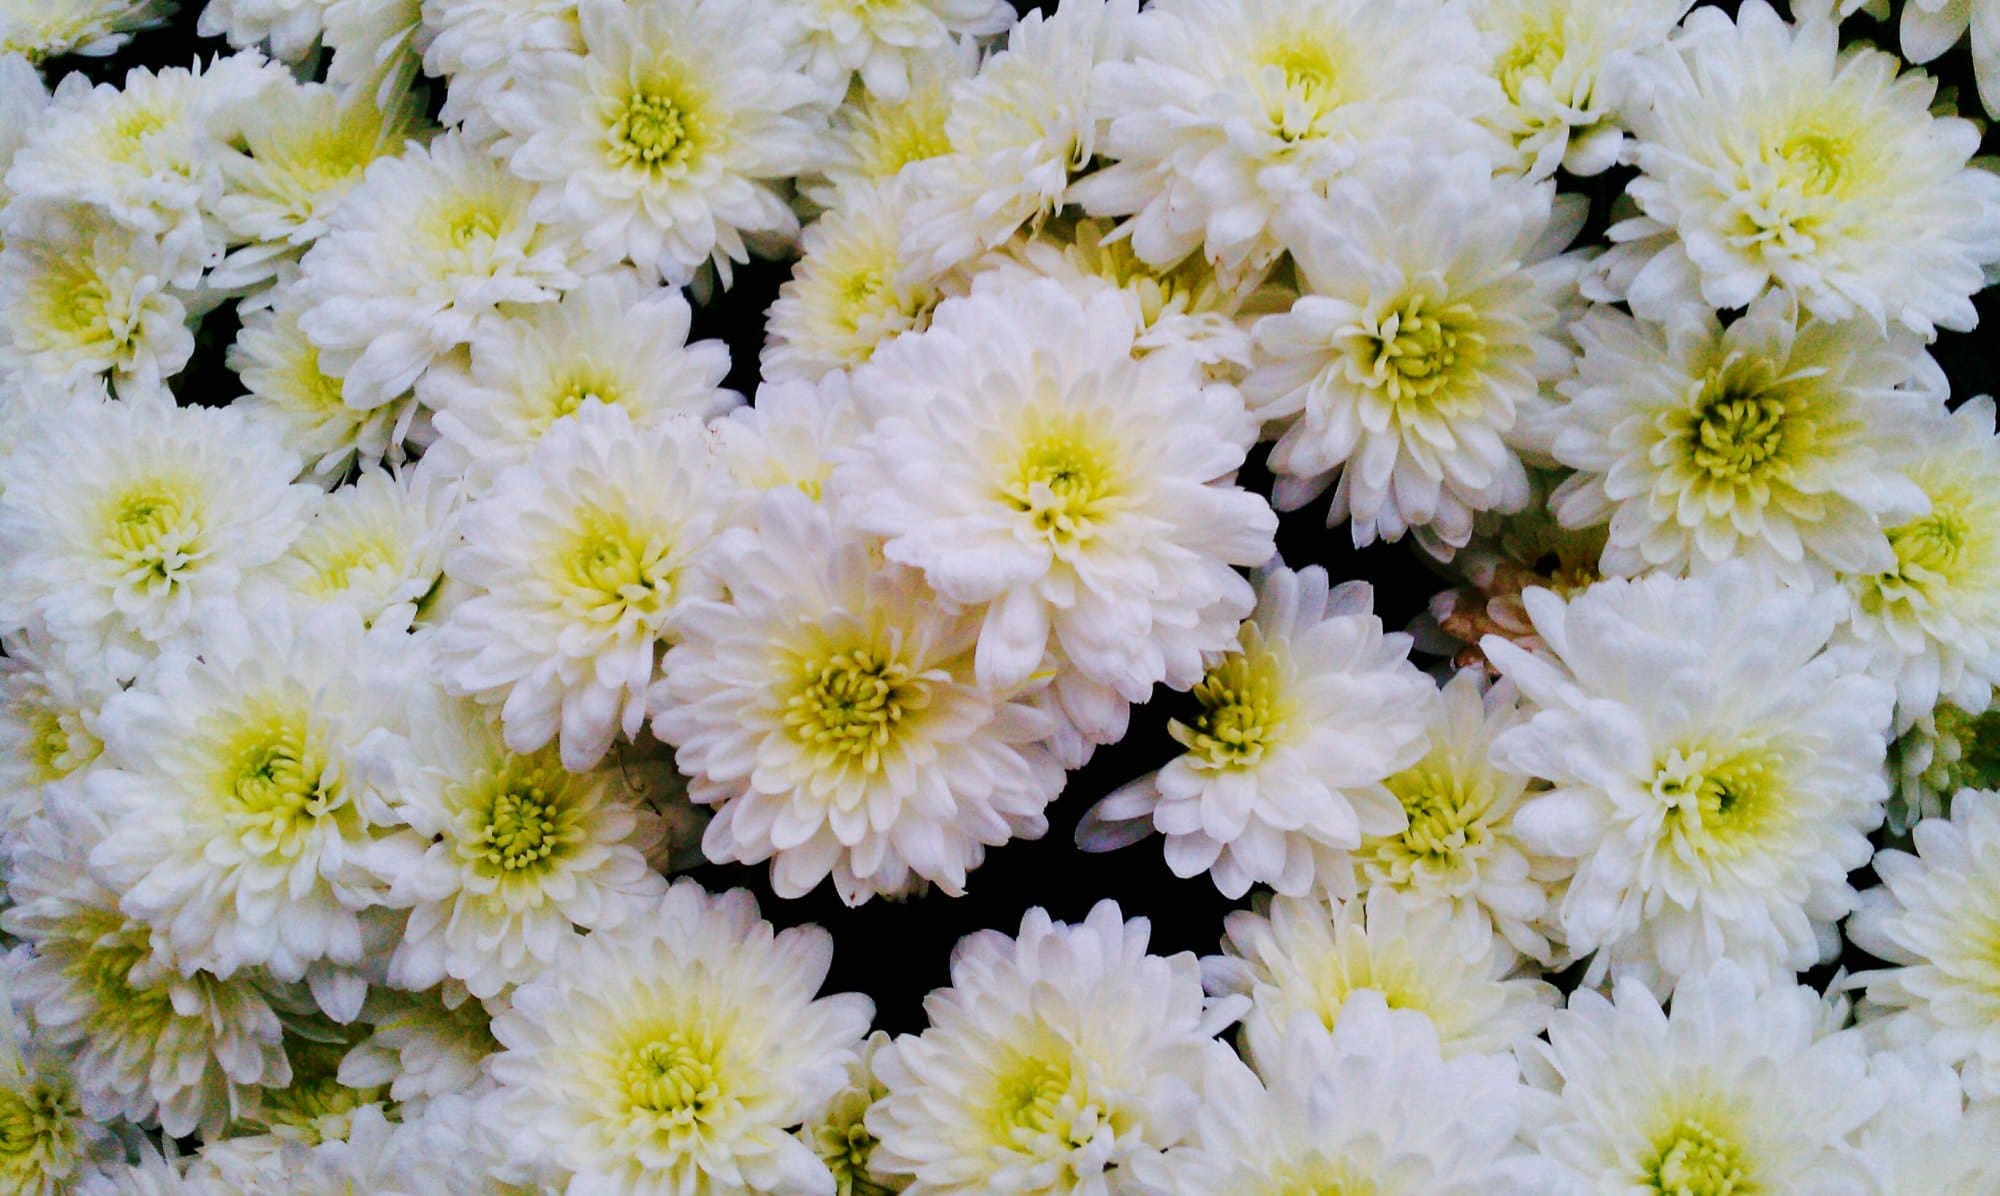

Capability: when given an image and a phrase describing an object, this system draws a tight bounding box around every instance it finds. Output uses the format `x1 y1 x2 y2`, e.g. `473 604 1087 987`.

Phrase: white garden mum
0 51 45 213
656 490 1066 904
336 988 496 1112
1487 565 1895 994
420 271 737 496
788 0 1009 100
709 374 862 507
1897 0 2000 118
0 630 114 859
867 901 1236 1193
763 182 941 384
834 280 1276 753
1070 0 1505 280
0 953 125 1195
1547 292 1939 585
421 0 581 144
196 0 332 62
484 881 874 1195
489 0 832 287
801 40 973 208
1853 1049 2000 1195
799 1031 903 1196
1598 0 2000 337
1241 156 1585 551
435 400 723 770
1076 565 1433 899
0 0 174 60
251 467 454 629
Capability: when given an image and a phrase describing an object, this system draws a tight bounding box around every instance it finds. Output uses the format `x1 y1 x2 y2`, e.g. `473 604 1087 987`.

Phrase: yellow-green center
1369 293 1487 411
622 1030 721 1122
1688 391 1789 485
1497 24 1565 103
610 88 697 171
454 753 583 880
1653 747 1784 860
0 1082 76 1176
105 484 197 579
1002 421 1120 545
786 648 916 772
991 1056 1071 1137
1174 632 1288 767
1380 758 1490 865
1645 1116 1752 1195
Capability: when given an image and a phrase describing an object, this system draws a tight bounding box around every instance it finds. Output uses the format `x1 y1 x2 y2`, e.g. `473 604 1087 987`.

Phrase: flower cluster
0 0 1998 1189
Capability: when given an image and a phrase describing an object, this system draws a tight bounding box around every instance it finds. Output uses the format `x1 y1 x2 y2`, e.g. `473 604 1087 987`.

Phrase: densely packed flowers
1 0 1998 1190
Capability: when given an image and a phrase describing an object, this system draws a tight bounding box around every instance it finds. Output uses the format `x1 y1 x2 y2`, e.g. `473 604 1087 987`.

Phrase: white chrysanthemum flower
0 952 126 1196
197 0 330 60
295 131 578 410
764 183 941 384
1851 1048 2000 1196
1547 293 1939 585
1848 789 2000 1100
209 76 429 298
1597 0 2000 337
1841 398 2000 731
251 467 453 628
1486 565 1895 994
1077 565 1432 899
1355 670 1566 965
0 396 313 682
419 271 737 497
74 1144 215 1196
1070 0 1504 282
790 0 1007 99
710 374 862 506
1524 963 1879 1195
84 606 407 1017
3 800 289 1140
421 0 579 143
899 0 1134 276
0 52 46 211
229 285 420 482
1204 889 1556 1060
656 491 1065 904
801 39 973 208
489 0 831 287
1892 689 2000 831
868 901 1236 1193
1241 156 1584 552
801 1031 906 1196
375 685 666 999
1135 997 1551 1195
435 401 723 770
0 204 198 395
1476 0 1694 180
485 881 873 1194
1896 0 2000 119
335 987 496 1113
0 0 174 60
322 0 427 107
0 632 114 861
834 281 1276 751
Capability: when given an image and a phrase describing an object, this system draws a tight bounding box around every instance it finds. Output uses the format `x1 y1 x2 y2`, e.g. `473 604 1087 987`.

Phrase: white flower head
710 373 862 507
0 949 128 1195
1204 888 1556 1062
868 901 1235 1193
1242 155 1586 552
833 280 1276 734
655 490 1065 904
1524 963 1880 1195
490 0 833 287
1598 0 2000 337
764 182 942 385
801 38 973 208
196 0 333 61
788 0 1009 100
250 467 455 629
1852 1048 2000 1196
295 131 579 410
334 987 496 1113
1897 0 2000 119
1486 564 1895 994
0 0 174 61
1892 689 2000 831
800 1030 906 1196
0 630 115 862
1548 293 1940 585
1070 0 1505 281
435 400 723 770
898 0 1136 276
420 271 737 497
485 881 874 1195
0 395 313 682
0 52 47 208
1077 564 1434 899
421 0 580 143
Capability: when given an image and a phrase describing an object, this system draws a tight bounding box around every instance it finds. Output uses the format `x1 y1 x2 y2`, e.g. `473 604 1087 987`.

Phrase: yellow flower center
292 343 348 411
558 510 674 617
610 85 699 172
217 712 341 846
1770 128 1853 200
1497 23 1565 103
25 705 99 784
1173 629 1290 767
102 481 200 582
1366 292 1487 413
622 1030 721 1123
437 201 504 250
253 1027 387 1145
787 648 918 773
1378 757 1491 868
1653 746 1784 861
301 536 397 597
990 1056 1072 1137
105 104 170 164
548 376 621 422
480 781 566 872
37 257 116 345
0 1082 76 1177
1889 503 1972 583
58 909 179 1041
1260 1158 1381 1196
1688 390 1791 486
1002 418 1121 546
854 96 952 181
1645 1116 1751 1195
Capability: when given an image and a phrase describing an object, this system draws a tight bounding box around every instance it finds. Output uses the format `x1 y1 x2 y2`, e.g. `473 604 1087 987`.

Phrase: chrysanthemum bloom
229 285 420 482
710 374 862 507
1524 963 1879 1194
764 183 942 384
1242 157 1584 552
197 0 331 61
1134 997 1553 1195
800 41 974 208
1475 0 1695 180
436 401 723 770
208 76 430 299
251 468 454 629
1076 565 1433 899
1355 669 1567 964
0 396 314 682
0 0 174 60
791 0 1009 100
421 271 737 497
1852 1048 2000 1195
801 1031 906 1196
1487 565 1895 993
0 955 126 1195
0 631 114 861
488 0 832 287
656 491 1066 904
1896 0 2000 118
1848 789 2000 1100
295 131 578 410
422 0 581 143
1841 398 2000 730
3 801 290 1140
1597 0 2000 337
834 281 1277 757
868 901 1237 1193
485 881 874 1194
0 52 46 209
1070 0 1504 281
0 204 198 394
898 0 1135 275
1547 293 1939 585
1204 888 1556 1060
335 987 496 1113
1892 689 2000 830
374 685 667 999
84 606 409 1019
